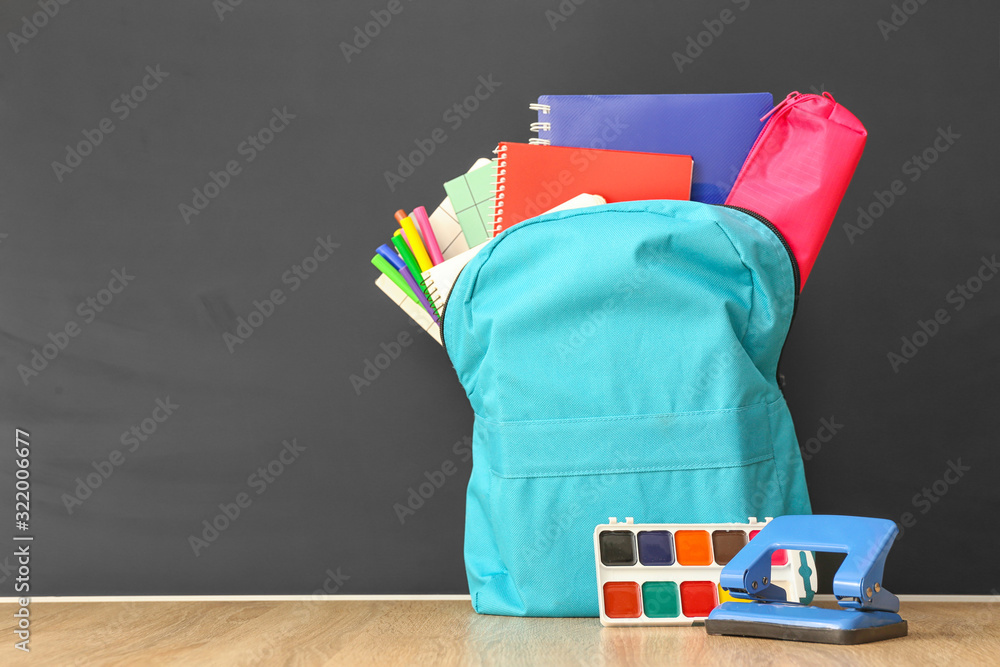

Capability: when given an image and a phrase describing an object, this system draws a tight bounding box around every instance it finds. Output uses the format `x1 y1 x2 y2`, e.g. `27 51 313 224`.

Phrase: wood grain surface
2 600 997 665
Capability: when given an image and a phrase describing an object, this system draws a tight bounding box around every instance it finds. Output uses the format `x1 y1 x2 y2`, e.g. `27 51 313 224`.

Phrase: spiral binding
528 103 552 145
424 276 444 312
491 144 508 237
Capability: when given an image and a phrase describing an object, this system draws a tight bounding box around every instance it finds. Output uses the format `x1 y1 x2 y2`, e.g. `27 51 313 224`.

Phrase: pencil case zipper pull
759 91 838 124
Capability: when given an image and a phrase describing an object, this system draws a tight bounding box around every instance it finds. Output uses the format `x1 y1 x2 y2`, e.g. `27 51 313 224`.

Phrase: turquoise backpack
442 199 811 617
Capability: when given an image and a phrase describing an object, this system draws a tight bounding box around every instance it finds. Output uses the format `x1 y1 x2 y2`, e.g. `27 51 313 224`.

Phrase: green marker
372 254 420 306
392 232 439 317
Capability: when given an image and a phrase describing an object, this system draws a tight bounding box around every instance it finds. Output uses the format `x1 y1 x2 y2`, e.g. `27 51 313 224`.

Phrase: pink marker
411 206 444 265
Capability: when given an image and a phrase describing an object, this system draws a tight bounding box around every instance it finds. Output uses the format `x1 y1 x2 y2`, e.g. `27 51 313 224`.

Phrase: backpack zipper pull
759 91 802 122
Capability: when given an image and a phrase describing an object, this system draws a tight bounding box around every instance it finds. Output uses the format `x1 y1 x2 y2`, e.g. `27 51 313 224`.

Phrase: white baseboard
0 594 997 604
0 594 473 603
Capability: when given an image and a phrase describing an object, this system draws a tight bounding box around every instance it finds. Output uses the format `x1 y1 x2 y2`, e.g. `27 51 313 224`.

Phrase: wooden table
3 599 997 665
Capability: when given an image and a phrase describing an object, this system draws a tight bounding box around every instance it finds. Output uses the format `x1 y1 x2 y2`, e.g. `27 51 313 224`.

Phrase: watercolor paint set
594 517 817 626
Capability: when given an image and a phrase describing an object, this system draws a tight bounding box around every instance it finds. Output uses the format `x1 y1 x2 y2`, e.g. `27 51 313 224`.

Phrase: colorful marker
372 254 420 306
391 230 420 276
398 215 433 272
411 206 444 265
392 232 438 317
398 264 437 321
376 243 406 273
376 243 436 320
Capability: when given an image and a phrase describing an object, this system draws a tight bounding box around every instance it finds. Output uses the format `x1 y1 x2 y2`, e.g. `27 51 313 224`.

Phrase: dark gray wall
0 0 996 596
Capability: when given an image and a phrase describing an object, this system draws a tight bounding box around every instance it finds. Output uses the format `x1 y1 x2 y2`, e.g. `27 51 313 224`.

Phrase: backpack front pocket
467 400 797 616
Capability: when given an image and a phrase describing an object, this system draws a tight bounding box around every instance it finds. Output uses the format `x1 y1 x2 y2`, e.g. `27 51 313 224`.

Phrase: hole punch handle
718 515 900 613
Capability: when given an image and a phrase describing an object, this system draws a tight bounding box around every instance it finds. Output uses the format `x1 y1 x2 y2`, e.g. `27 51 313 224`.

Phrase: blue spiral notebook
530 93 773 204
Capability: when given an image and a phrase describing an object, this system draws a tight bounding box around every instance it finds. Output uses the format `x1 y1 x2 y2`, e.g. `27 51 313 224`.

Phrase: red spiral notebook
491 142 693 236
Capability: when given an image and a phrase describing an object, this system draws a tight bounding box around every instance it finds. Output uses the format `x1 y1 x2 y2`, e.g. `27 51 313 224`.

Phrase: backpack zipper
722 204 800 388
438 266 458 357
722 205 800 307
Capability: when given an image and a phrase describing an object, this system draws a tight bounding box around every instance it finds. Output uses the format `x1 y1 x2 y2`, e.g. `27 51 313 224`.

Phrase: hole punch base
706 602 908 645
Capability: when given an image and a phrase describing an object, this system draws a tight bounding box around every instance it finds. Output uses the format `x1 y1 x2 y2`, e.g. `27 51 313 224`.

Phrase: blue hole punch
706 515 908 645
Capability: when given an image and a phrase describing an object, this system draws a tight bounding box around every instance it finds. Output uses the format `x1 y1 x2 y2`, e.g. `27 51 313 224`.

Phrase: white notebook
375 274 442 345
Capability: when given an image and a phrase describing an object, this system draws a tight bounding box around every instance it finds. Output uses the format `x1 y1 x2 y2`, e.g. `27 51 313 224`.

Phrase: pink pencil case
725 92 867 288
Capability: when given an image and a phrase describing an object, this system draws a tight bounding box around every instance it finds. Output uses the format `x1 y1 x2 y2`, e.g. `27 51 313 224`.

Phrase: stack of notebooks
371 93 775 345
